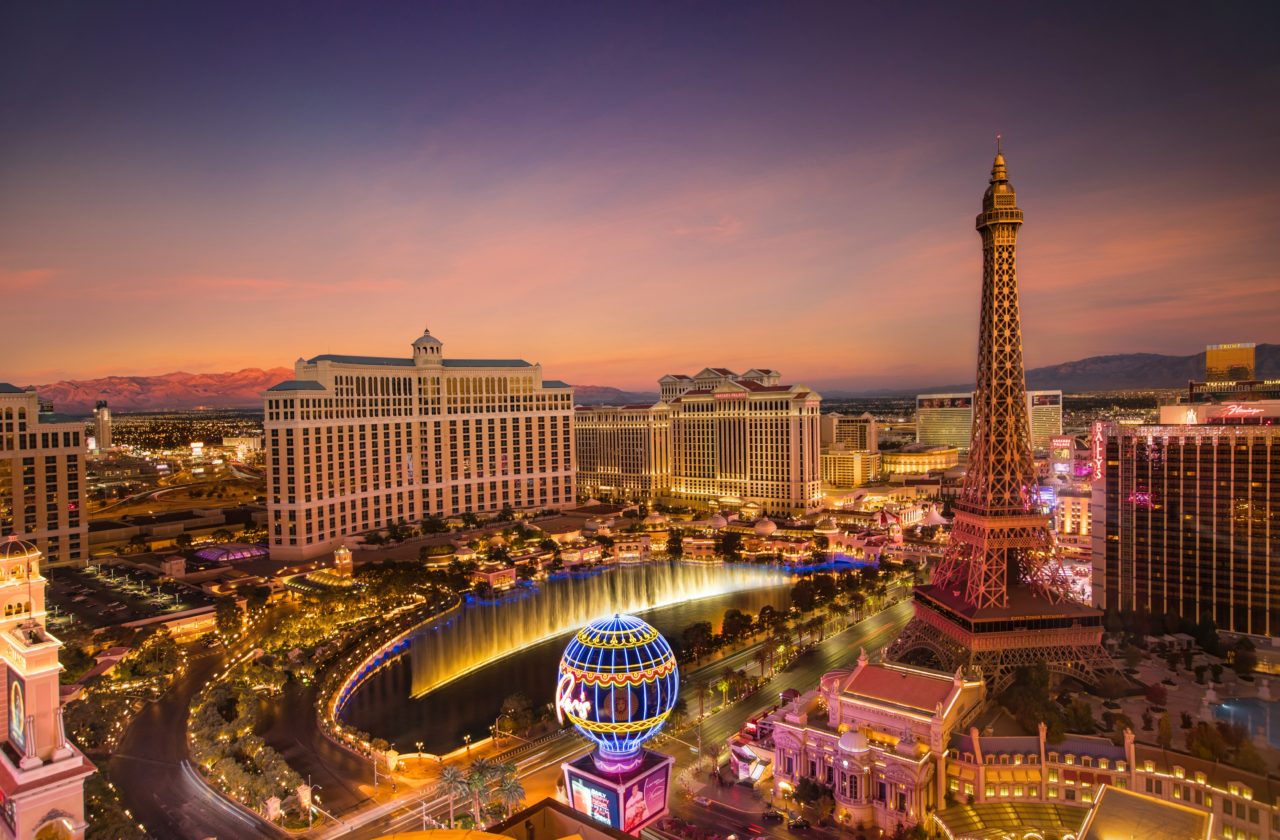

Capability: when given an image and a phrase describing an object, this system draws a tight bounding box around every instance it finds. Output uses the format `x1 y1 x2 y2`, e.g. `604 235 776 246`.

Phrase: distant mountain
864 343 1279 396
25 344 1276 413
29 368 294 414
571 385 660 406
24 369 658 414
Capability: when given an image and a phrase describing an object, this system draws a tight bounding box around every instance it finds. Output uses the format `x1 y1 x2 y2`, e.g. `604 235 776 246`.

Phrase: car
761 809 784 822
787 816 810 830
693 796 712 808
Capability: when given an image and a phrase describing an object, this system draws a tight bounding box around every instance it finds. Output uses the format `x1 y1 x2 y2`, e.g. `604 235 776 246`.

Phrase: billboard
567 769 620 827
917 396 972 410
7 669 25 754
1032 393 1061 406
621 762 670 833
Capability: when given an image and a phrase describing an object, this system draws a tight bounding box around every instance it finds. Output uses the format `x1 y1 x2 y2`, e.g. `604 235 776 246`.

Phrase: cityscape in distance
1 4 1278 840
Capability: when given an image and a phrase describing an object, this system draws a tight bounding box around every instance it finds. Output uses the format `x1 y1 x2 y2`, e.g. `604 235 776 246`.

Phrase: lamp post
463 733 472 757
416 740 424 769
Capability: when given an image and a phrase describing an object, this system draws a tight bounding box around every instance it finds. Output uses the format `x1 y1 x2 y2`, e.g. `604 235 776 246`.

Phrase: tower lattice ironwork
888 148 1111 691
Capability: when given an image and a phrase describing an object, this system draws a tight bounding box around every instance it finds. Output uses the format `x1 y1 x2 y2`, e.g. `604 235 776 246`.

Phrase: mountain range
16 344 1276 413
893 343 1278 397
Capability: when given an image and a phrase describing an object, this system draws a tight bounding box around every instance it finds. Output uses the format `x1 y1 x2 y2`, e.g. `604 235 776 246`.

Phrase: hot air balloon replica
557 614 678 834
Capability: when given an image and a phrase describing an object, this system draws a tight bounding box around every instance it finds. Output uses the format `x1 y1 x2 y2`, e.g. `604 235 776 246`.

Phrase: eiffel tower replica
888 146 1111 692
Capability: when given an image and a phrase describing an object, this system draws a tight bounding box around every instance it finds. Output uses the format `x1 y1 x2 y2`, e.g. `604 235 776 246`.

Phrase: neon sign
1091 422 1106 485
1224 405 1264 417
555 672 592 724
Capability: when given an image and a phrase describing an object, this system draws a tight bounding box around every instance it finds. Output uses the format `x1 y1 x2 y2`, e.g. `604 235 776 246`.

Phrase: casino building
265 328 575 561
0 386 86 566
575 368 822 515
1092 399 1280 638
769 652 986 829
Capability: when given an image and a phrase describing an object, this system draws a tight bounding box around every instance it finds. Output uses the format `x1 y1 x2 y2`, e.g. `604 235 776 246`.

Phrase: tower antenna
996 133 1002 155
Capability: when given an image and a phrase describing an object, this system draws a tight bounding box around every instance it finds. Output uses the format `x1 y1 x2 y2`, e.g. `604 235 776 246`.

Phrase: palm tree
439 765 469 828
715 667 733 707
753 647 769 680
467 758 498 825
496 775 526 817
690 677 710 720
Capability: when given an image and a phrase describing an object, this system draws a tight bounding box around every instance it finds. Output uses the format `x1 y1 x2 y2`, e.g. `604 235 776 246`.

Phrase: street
330 600 912 839
110 649 281 839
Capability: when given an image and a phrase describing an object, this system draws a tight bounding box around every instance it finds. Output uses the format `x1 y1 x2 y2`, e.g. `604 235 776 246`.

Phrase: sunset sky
2 3 1278 391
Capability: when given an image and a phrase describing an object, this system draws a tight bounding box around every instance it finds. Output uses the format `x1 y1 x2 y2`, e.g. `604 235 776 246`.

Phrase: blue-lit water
1214 697 1280 749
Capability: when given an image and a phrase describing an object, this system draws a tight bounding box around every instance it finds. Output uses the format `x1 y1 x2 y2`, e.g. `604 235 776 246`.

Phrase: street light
463 733 472 757
416 740 425 769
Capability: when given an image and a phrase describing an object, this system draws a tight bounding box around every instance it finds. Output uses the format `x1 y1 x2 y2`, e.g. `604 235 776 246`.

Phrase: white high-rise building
576 368 822 515
0 385 87 565
265 328 575 561
92 400 112 452
916 390 1062 452
574 404 670 502
667 375 822 515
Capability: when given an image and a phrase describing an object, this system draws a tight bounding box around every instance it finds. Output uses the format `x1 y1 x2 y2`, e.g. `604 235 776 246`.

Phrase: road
332 600 912 839
110 649 282 839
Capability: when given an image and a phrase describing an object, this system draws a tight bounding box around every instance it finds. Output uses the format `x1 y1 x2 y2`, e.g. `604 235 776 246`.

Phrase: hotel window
984 784 994 798
1048 769 1059 783
1048 786 1058 799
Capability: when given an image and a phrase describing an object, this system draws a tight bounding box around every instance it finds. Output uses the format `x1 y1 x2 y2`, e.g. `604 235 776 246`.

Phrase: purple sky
2 2 1278 390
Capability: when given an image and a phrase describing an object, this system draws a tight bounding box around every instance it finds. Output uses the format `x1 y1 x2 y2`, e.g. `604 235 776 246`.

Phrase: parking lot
46 564 215 630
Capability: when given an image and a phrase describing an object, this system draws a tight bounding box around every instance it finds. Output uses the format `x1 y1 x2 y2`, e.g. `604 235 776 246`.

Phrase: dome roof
754 517 777 537
814 516 838 534
412 327 442 347
0 537 39 561
838 730 869 753
707 513 728 530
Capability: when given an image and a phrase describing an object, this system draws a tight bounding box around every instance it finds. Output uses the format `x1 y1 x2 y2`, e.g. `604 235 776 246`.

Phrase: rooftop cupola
412 326 443 365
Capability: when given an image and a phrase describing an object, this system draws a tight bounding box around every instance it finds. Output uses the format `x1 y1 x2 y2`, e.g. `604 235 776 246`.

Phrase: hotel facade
576 368 822 516
1092 400 1280 639
265 329 574 561
916 390 1063 452
0 386 86 567
772 651 1280 838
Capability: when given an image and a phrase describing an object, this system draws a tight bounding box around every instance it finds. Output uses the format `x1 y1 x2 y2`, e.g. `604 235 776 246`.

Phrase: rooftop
305 353 534 369
0 383 27 394
1078 786 1210 840
842 660 959 714
267 379 328 392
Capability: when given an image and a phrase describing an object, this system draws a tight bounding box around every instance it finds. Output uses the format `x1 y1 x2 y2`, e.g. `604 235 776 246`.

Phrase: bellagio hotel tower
265 328 574 561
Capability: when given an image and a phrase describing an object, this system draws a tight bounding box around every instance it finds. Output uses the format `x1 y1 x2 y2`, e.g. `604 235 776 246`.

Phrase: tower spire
887 148 1112 692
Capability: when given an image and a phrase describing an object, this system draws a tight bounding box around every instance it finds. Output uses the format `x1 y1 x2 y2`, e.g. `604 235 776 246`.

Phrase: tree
1185 722 1231 762
691 677 711 720
753 647 769 680
175 532 193 548
791 579 817 612
439 765 469 827
1157 713 1173 749
718 531 743 561
666 528 684 558
215 598 242 638
211 528 233 542
1145 683 1168 705
467 758 498 825
722 609 753 641
496 775 525 817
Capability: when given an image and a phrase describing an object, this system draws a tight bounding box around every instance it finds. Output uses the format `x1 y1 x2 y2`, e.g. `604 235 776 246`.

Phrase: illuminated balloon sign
557 614 679 772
